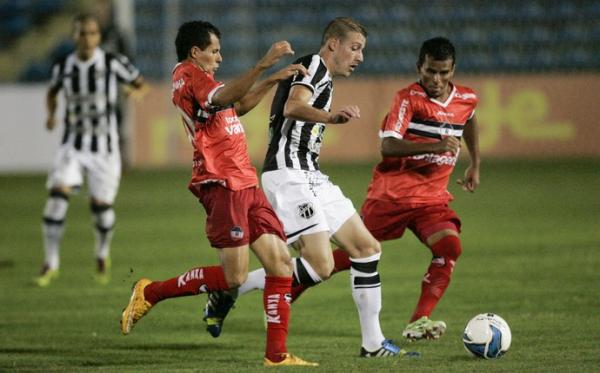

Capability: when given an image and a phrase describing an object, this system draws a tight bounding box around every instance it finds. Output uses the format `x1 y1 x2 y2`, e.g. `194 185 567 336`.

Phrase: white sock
293 257 323 285
42 196 69 270
92 205 115 260
237 268 266 295
350 253 385 351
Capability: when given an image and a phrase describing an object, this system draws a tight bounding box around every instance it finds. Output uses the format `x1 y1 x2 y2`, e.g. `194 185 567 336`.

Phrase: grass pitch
1 159 599 372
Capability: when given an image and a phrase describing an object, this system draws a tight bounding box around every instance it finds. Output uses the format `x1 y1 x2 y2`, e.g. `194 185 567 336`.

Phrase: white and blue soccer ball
463 313 511 359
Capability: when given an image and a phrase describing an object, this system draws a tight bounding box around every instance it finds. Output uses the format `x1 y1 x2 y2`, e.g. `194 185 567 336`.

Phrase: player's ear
189 46 203 60
327 38 339 52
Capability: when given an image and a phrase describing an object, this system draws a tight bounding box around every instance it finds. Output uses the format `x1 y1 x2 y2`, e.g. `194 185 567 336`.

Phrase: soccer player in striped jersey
119 20 317 366
35 14 147 287
205 17 409 358
290 37 481 341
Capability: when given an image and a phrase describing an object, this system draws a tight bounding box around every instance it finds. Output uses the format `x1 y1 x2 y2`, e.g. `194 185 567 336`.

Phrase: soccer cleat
402 316 447 340
94 257 111 285
360 339 421 358
33 266 59 287
360 339 412 358
203 291 236 338
263 353 319 367
121 278 153 335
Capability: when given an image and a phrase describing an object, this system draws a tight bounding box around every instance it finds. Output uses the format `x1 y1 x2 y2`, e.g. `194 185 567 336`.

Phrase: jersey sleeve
467 89 478 120
380 89 413 139
191 69 224 111
290 55 323 93
112 53 140 84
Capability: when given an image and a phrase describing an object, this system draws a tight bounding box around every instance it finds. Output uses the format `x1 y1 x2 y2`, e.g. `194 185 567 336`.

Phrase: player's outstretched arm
45 86 60 130
235 63 308 116
123 76 150 102
212 41 294 108
283 85 360 124
457 115 481 192
381 135 460 157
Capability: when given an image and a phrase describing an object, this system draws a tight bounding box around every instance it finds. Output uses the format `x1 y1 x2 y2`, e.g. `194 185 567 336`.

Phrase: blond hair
320 17 367 46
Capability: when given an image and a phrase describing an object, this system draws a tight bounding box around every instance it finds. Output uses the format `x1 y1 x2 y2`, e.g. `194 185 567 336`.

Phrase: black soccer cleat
203 291 236 338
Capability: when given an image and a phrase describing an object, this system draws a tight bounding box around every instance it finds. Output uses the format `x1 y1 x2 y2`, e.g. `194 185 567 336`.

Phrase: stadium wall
0 74 597 173
131 74 599 167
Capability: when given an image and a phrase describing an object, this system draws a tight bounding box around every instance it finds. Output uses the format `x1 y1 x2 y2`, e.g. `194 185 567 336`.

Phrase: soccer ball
463 313 511 359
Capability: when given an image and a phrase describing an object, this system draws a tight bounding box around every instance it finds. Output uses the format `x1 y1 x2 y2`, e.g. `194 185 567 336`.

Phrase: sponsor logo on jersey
224 116 245 135
411 153 458 166
230 226 244 240
172 78 185 91
177 268 204 287
436 110 455 118
410 89 427 97
454 91 476 100
395 98 410 131
265 294 281 324
297 202 315 219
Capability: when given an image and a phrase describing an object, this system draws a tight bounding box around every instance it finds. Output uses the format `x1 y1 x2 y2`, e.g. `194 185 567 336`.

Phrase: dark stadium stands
1 0 598 82
130 0 600 78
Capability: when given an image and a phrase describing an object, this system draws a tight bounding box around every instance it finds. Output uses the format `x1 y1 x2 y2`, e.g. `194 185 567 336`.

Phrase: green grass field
1 159 599 372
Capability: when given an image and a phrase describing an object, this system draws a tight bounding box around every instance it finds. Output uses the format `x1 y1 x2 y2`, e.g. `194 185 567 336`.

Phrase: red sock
144 265 228 305
411 235 462 322
332 247 352 272
290 248 352 302
264 276 292 362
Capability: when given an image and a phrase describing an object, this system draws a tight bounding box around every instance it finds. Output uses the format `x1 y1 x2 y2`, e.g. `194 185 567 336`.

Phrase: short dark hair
418 37 455 67
321 17 367 47
175 21 221 62
74 13 98 25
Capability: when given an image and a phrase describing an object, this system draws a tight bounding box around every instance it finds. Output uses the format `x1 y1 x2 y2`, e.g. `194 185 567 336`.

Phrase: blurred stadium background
1 1 600 371
1 0 600 171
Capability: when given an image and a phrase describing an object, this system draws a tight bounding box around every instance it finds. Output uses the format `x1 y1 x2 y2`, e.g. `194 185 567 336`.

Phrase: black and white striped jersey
49 47 140 154
263 54 333 172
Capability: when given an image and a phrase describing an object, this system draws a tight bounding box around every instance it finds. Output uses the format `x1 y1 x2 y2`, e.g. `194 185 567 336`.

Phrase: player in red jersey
119 20 317 367
290 37 481 341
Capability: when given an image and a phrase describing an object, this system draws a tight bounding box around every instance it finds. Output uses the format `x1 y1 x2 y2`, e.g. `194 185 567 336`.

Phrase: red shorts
360 199 461 243
192 183 286 248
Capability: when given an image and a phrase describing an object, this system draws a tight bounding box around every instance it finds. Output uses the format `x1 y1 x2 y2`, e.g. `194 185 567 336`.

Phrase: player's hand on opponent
257 41 294 70
436 136 461 154
46 116 56 130
270 63 308 82
328 105 360 124
457 165 480 193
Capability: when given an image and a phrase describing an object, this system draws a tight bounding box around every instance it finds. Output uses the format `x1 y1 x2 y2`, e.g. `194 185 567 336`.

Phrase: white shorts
261 168 355 244
46 147 121 204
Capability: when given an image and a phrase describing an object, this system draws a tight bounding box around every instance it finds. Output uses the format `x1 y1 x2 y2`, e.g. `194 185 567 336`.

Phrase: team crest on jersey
230 226 244 240
297 202 315 220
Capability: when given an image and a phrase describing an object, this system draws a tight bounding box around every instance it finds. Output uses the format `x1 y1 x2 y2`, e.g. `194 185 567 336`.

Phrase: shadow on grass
0 347 67 354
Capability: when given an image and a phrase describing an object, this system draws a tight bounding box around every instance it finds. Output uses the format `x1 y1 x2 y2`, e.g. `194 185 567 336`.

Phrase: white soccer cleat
402 316 447 340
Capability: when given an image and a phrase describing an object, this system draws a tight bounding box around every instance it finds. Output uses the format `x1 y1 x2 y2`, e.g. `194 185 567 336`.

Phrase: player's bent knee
225 272 248 289
356 239 381 257
312 261 334 280
431 235 462 261
264 257 294 277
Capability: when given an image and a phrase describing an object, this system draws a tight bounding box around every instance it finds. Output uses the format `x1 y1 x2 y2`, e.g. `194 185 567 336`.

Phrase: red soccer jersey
171 61 258 192
366 82 478 204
